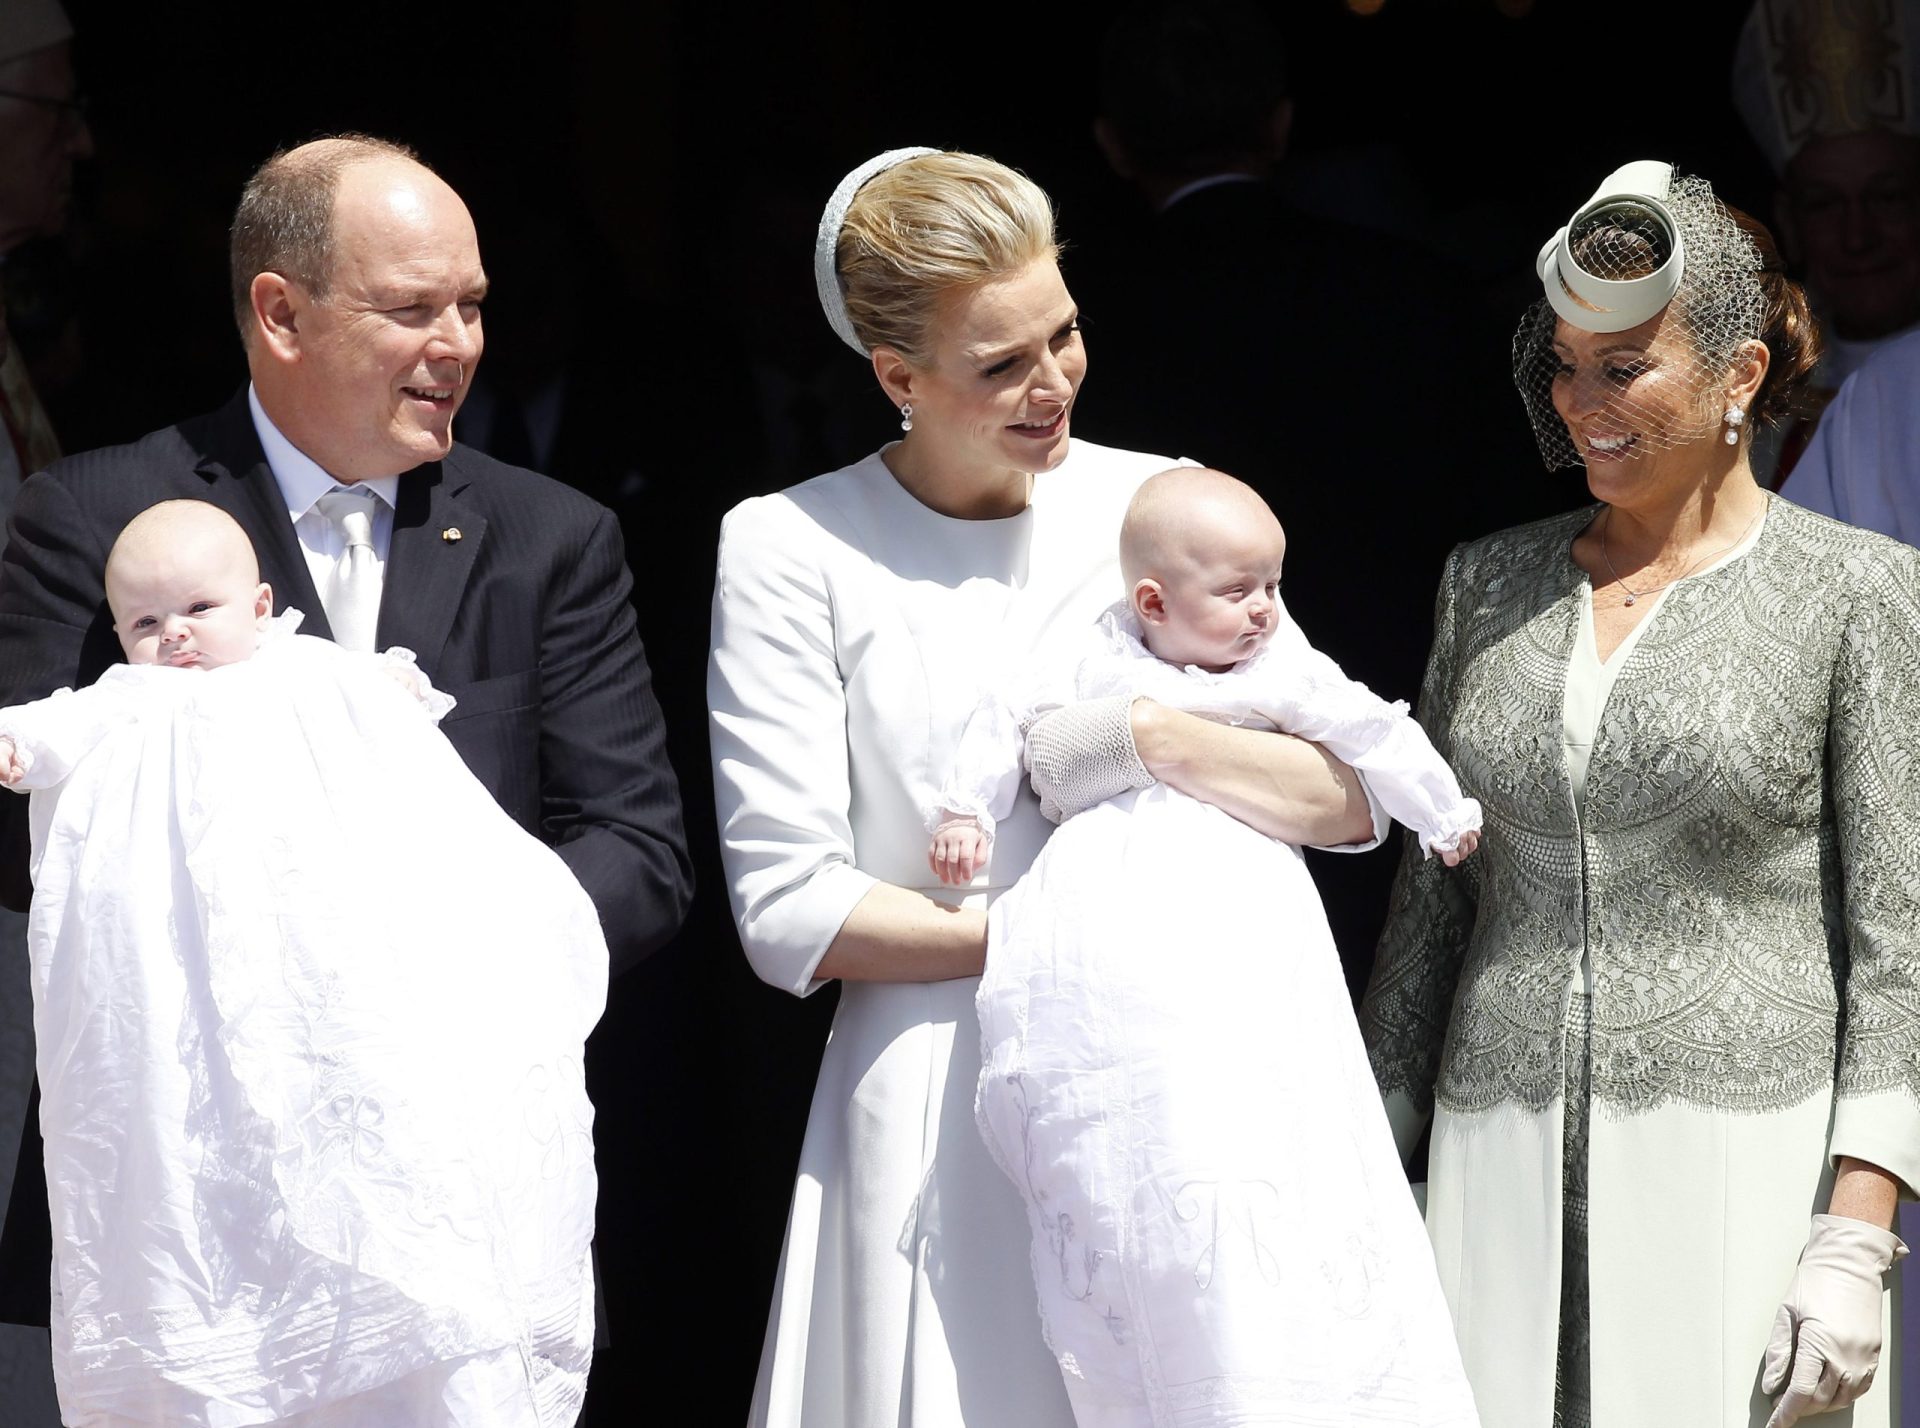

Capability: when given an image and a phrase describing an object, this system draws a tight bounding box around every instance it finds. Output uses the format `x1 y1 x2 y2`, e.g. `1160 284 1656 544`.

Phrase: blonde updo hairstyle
835 152 1059 368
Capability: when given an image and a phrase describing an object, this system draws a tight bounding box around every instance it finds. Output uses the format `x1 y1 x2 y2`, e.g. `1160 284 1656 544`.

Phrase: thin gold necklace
1598 504 1763 606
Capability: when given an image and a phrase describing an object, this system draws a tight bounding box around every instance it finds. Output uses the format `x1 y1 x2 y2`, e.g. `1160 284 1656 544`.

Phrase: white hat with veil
1514 162 1766 469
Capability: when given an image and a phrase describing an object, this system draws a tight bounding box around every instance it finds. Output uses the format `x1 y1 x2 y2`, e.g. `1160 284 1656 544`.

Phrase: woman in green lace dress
1361 162 1920 1428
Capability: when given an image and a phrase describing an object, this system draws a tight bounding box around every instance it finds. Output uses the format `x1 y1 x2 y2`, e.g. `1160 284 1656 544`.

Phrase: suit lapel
191 393 334 639
378 455 484 669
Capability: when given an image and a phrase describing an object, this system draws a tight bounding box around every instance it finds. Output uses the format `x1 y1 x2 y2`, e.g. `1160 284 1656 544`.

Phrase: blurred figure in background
1742 0 1920 551
1779 320 1920 547
0 0 88 527
455 204 650 518
1735 0 1920 482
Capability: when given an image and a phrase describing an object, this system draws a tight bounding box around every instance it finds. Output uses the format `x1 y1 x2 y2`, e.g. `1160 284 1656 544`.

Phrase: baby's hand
1439 829 1480 868
0 738 22 787
381 662 428 704
928 814 991 886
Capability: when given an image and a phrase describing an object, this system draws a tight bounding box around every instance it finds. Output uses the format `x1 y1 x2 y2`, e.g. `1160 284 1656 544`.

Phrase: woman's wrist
1828 1157 1901 1231
1128 697 1176 778
816 883 989 983
1126 700 1373 846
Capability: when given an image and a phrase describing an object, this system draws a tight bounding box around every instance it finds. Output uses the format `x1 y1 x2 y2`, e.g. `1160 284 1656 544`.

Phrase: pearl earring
900 403 914 433
1723 405 1745 446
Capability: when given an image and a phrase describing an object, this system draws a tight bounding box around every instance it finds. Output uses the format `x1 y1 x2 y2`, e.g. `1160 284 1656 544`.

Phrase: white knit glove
1762 1213 1908 1428
1022 694 1154 824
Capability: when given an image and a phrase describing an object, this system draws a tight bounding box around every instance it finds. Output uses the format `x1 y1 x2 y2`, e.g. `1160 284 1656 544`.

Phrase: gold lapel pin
442 527 463 543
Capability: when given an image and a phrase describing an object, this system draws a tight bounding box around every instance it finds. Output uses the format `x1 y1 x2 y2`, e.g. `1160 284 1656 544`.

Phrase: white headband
815 146 941 356
1536 160 1685 333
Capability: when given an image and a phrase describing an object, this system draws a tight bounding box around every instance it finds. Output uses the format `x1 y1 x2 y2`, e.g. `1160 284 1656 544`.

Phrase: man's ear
250 272 304 365
253 582 273 623
1132 577 1168 625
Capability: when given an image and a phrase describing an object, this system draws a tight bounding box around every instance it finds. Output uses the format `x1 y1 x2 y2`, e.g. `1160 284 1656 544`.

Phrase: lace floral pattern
1362 501 1920 1120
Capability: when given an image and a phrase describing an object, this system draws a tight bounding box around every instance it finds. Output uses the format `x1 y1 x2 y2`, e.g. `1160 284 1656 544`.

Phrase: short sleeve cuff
738 861 882 998
1831 1089 1920 1199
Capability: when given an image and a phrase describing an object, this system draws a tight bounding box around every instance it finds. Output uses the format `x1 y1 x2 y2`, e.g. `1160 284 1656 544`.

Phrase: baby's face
1142 520 1287 672
108 543 271 671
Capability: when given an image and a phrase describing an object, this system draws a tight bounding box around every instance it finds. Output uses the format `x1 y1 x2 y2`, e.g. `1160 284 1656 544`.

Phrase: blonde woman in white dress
709 149 1385 1428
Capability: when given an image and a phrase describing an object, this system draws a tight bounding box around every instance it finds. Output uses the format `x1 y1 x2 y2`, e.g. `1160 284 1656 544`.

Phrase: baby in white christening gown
0 501 603 1428
930 469 1483 1427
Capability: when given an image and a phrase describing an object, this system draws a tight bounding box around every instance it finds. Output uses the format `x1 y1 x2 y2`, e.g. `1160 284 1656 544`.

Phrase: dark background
36 0 1765 1419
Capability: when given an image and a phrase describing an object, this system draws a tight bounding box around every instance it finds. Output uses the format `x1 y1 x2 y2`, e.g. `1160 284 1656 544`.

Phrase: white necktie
316 486 379 652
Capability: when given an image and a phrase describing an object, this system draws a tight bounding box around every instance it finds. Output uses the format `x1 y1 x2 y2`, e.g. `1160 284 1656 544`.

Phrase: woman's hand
1762 1211 1907 1427
1761 1159 1907 1428
1022 694 1155 823
1021 696 1376 847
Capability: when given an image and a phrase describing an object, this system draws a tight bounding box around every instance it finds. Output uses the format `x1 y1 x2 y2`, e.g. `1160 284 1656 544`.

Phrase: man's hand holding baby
928 813 991 886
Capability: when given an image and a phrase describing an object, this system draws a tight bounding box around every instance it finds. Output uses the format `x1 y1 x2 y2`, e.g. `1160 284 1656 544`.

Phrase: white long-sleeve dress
7 621 604 1428
948 605 1481 1427
711 441 1204 1427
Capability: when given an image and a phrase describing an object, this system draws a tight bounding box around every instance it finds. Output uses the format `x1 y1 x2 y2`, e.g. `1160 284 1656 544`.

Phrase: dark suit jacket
0 387 694 1320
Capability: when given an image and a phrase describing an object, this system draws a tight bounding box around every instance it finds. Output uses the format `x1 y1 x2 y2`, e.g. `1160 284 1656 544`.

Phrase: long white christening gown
5 620 604 1428
951 605 1483 1427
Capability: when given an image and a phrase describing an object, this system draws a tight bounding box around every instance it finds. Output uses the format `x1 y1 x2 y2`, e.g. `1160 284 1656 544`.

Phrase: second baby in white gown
932 469 1483 1427
3 501 602 1428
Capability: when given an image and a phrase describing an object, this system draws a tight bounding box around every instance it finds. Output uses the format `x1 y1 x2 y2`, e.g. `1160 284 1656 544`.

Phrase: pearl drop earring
900 403 914 433
1723 405 1745 446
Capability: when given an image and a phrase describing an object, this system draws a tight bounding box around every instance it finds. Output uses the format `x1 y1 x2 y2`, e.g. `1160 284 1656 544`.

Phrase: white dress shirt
247 385 401 611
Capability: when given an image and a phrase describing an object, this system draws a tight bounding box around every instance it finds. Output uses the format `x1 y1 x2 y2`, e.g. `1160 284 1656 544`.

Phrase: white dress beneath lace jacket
955 607 1482 1426
6 618 604 1428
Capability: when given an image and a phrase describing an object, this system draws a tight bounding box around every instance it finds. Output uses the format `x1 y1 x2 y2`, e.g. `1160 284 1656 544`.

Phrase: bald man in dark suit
0 135 692 1335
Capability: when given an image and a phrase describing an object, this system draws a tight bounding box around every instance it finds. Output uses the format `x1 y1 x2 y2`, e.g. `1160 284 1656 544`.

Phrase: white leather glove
1762 1213 1909 1428
1022 694 1154 824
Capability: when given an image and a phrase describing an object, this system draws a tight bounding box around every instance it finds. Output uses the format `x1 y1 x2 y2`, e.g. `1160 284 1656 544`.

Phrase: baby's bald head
106 501 260 605
1120 468 1289 671
1120 467 1283 589
106 501 272 670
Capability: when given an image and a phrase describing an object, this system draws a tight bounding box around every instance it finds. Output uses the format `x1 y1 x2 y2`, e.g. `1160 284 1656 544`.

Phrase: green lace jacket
1361 498 1920 1179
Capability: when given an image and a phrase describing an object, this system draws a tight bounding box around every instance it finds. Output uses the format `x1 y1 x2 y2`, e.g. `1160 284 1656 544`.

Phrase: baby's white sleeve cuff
1420 798 1485 858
